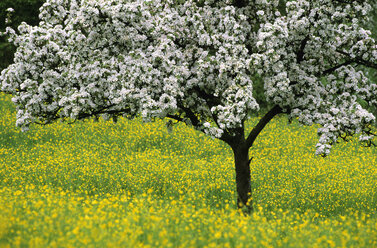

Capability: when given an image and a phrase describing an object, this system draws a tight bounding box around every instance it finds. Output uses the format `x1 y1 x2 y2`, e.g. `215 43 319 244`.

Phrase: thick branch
192 86 222 107
320 50 377 76
321 60 354 75
296 35 310 63
233 0 248 8
245 105 283 149
336 50 377 70
354 58 377 70
166 114 183 122
190 86 230 132
219 126 246 148
177 101 201 127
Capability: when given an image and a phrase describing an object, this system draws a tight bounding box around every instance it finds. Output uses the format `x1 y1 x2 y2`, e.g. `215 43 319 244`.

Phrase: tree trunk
219 105 283 214
232 146 253 214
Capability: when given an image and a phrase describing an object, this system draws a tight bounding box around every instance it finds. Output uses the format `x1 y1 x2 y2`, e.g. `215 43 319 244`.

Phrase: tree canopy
2 0 377 155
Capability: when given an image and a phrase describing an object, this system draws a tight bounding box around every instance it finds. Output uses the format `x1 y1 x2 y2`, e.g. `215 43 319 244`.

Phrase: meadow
0 92 376 247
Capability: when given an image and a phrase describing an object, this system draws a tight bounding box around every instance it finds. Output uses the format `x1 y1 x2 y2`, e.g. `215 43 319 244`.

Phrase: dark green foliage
0 0 45 71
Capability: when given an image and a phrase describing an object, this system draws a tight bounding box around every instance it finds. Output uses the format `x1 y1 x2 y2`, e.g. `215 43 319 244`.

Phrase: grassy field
0 92 376 247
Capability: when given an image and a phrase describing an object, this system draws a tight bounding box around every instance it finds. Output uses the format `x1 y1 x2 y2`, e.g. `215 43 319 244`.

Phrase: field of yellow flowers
0 92 376 248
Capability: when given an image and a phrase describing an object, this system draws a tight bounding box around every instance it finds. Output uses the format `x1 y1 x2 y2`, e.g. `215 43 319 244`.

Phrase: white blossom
1 0 377 156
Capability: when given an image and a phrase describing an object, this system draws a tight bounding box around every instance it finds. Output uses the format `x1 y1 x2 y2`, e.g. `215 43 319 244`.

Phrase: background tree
0 0 45 71
1 0 377 213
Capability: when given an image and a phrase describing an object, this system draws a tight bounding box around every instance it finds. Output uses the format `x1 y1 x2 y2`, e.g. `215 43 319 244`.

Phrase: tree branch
166 114 183 122
177 101 201 127
191 86 222 107
76 104 128 120
296 35 310 63
233 0 248 8
336 50 377 70
332 0 364 4
245 105 283 149
321 60 355 75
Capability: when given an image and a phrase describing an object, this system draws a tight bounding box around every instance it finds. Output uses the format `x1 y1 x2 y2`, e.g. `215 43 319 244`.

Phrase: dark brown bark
175 102 284 214
233 0 248 8
232 145 253 214
245 105 283 149
223 105 284 214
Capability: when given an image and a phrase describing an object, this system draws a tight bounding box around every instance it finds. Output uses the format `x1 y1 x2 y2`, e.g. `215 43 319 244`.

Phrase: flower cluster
250 0 377 155
1 0 376 155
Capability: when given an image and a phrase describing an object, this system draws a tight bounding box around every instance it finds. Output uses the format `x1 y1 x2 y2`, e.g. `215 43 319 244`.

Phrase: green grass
0 92 376 247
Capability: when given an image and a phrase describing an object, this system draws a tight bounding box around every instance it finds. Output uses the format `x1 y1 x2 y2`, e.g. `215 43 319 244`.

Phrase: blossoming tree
1 0 377 212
